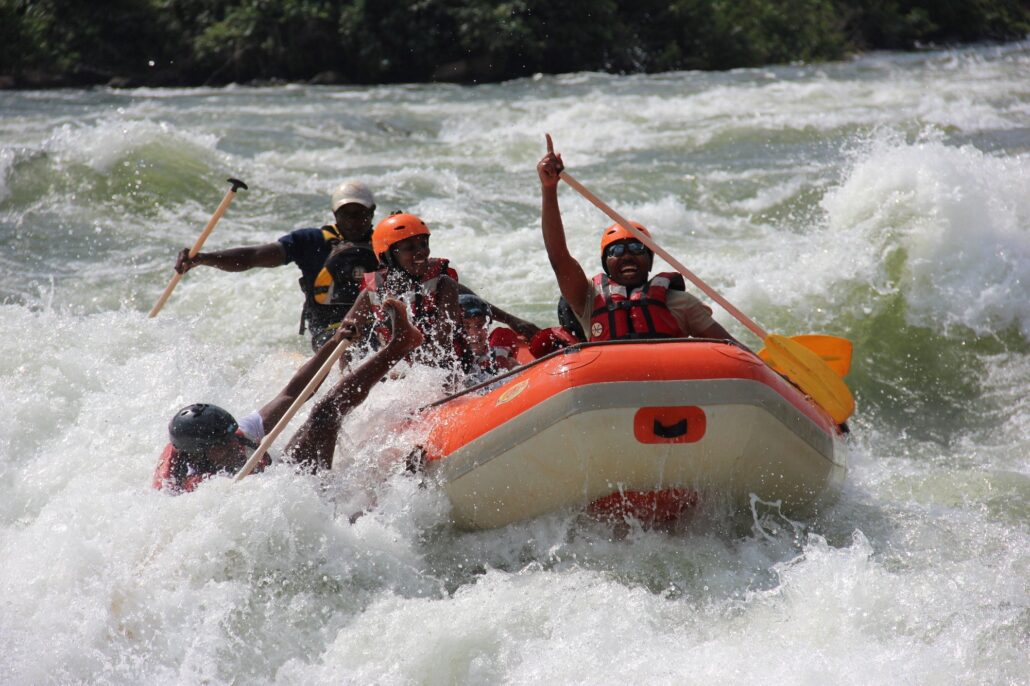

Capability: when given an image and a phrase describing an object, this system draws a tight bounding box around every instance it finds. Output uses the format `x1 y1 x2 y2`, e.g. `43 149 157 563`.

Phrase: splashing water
1 42 1028 684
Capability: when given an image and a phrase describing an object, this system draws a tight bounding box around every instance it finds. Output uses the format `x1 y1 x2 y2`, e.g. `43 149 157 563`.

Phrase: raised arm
339 290 375 340
285 299 424 471
538 134 590 316
255 323 357 432
175 241 286 274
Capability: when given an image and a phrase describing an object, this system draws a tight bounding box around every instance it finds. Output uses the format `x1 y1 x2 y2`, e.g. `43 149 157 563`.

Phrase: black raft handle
653 419 687 439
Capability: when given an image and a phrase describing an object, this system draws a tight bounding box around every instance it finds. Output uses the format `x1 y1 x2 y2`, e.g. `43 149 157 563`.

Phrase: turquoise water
1 42 1028 684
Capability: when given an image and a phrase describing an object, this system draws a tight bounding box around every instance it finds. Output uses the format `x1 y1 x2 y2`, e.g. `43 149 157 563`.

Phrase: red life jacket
589 272 685 341
528 326 581 358
153 430 269 493
487 327 521 361
362 258 456 341
463 327 522 375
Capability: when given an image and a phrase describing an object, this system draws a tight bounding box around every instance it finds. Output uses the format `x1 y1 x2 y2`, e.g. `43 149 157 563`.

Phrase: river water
1 42 1028 684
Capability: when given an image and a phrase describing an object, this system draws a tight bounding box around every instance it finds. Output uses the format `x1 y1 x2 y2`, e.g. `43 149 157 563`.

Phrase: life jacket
153 430 269 494
528 326 581 358
300 225 375 336
362 258 457 341
589 272 685 341
462 327 521 377
487 327 521 363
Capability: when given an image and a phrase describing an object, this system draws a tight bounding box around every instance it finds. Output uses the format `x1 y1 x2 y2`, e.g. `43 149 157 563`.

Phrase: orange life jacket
589 272 685 341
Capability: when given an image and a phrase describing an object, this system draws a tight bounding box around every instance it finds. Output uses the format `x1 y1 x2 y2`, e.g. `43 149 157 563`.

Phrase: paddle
148 177 248 318
759 333 852 377
234 334 355 481
557 168 855 423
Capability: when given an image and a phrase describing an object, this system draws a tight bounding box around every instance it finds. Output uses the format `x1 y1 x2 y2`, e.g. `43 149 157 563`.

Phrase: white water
1 43 1028 684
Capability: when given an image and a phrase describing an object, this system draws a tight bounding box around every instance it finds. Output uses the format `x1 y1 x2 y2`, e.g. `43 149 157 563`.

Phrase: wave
824 134 1030 340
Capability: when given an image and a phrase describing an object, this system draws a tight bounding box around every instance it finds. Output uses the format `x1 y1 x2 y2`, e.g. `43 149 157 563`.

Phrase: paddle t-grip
147 175 248 318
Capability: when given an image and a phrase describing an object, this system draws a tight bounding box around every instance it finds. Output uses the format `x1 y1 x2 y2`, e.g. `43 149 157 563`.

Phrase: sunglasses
606 241 648 258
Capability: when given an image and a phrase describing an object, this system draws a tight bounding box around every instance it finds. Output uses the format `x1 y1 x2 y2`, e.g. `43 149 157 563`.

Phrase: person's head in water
331 180 376 242
372 212 431 279
600 222 654 288
168 403 256 469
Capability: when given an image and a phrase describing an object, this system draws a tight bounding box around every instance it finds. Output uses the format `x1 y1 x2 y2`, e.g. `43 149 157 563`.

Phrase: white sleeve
237 410 266 443
574 277 597 339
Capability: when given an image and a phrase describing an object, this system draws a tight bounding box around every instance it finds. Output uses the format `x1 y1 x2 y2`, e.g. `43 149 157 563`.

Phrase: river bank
3 0 1028 89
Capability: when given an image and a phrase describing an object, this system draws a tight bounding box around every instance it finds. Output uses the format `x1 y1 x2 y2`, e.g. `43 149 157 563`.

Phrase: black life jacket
299 225 375 337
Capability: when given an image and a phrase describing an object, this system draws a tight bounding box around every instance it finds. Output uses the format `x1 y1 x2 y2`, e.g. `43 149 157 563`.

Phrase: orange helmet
372 212 430 260
600 221 651 256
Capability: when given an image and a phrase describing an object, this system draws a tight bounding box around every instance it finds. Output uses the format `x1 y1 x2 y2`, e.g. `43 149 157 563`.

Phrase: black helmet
459 294 490 319
168 404 239 454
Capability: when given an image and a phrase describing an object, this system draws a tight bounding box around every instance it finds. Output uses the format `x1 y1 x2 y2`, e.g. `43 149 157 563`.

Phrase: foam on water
2 43 1028 685
44 118 220 174
823 134 1030 338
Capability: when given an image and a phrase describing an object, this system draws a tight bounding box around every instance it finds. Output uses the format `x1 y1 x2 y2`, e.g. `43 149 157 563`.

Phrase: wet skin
462 314 490 356
604 240 654 289
389 235 431 279
333 202 375 242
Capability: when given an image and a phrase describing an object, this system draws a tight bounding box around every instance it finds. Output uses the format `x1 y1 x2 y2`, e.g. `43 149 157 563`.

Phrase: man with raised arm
536 135 741 346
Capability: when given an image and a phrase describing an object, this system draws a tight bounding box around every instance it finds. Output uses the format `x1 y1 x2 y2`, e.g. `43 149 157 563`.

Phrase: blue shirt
278 228 332 286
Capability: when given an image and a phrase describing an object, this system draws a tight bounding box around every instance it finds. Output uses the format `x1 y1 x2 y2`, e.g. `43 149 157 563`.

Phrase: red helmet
372 212 430 260
600 221 651 256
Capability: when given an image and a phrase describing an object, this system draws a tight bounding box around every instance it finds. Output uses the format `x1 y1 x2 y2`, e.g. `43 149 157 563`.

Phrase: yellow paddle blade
761 333 855 423
759 334 852 377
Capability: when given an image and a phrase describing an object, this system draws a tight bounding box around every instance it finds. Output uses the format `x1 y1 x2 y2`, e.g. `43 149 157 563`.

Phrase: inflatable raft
418 339 848 530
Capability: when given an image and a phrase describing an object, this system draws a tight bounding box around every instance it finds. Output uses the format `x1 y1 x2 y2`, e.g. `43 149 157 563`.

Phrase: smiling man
536 136 741 345
341 212 464 368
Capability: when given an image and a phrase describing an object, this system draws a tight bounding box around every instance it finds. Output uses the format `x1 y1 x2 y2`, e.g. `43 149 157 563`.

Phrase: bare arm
339 290 375 339
255 324 357 432
432 276 462 354
285 300 424 471
456 283 540 339
538 134 590 317
175 242 286 274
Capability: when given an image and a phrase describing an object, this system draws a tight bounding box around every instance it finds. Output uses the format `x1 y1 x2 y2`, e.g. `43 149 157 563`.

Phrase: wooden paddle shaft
148 177 248 318
558 169 855 423
559 171 768 341
233 336 353 481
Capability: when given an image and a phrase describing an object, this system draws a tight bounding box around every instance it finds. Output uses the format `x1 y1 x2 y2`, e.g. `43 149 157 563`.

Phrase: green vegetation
2 0 1027 87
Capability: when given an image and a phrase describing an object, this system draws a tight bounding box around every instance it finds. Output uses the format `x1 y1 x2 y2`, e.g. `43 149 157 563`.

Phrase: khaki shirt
576 277 716 339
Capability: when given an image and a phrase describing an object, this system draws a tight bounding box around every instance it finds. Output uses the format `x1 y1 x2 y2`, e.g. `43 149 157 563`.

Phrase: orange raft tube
418 339 848 530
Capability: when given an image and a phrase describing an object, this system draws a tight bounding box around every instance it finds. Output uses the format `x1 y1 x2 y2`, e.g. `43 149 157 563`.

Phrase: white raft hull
420 341 847 530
